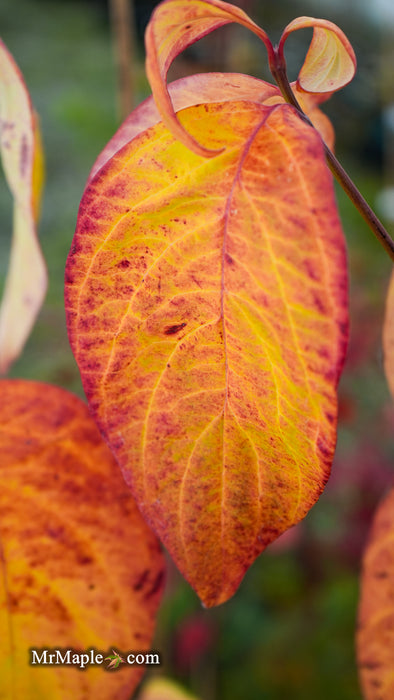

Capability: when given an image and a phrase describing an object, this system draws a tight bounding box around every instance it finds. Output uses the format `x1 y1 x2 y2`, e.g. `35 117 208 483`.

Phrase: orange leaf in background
0 380 164 699
65 99 348 607
0 39 47 374
383 269 394 399
139 678 199 700
357 486 394 700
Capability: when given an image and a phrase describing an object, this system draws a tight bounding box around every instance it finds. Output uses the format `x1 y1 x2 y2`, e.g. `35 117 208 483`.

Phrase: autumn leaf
65 98 348 607
0 39 46 374
0 380 164 698
357 485 394 700
138 678 199 700
383 269 394 399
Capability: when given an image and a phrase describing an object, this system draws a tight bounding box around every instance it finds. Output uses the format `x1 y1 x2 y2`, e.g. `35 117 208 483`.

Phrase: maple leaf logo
105 650 125 670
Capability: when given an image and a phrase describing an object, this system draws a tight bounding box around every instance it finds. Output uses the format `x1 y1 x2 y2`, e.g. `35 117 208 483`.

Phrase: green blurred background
0 0 393 698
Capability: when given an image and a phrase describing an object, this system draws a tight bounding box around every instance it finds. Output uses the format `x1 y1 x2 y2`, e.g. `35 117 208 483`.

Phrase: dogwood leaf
65 99 348 606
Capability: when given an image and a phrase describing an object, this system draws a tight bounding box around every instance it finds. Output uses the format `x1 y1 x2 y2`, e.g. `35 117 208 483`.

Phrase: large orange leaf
357 485 394 699
65 99 348 607
383 269 394 399
0 39 47 374
0 380 164 698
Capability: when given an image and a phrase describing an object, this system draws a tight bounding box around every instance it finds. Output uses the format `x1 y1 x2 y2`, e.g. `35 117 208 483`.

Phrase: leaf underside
66 100 348 606
0 380 164 698
280 16 356 93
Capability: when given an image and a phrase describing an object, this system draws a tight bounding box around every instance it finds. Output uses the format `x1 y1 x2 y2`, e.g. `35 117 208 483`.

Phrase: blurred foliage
0 1 393 699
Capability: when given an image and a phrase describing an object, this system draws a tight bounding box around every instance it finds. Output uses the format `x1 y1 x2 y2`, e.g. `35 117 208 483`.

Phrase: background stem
109 0 136 120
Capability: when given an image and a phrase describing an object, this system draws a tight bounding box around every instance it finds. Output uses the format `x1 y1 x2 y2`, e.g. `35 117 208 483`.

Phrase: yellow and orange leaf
139 678 199 700
0 380 164 699
357 486 394 700
0 39 47 374
65 100 348 607
383 269 394 399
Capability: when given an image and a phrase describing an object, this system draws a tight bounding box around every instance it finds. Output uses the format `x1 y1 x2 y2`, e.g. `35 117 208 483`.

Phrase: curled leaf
279 17 356 94
357 485 394 699
0 39 47 374
383 269 394 399
0 380 164 698
145 0 272 156
66 100 348 606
